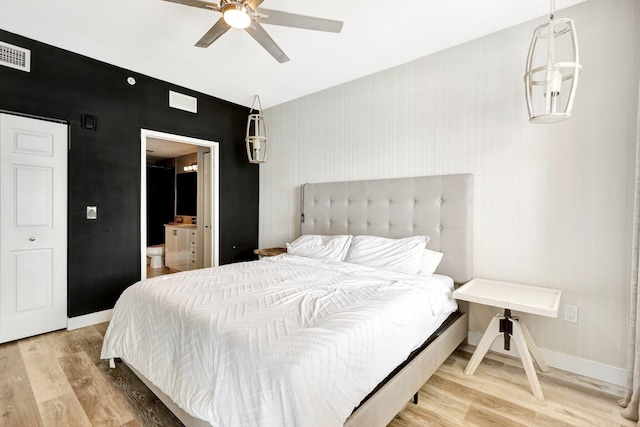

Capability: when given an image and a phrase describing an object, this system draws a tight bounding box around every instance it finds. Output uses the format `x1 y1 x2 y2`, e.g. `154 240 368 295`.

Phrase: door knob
29 237 36 241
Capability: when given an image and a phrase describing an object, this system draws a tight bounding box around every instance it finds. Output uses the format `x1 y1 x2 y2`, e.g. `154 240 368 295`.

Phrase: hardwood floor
391 345 633 427
146 265 175 279
0 324 633 426
2 323 182 427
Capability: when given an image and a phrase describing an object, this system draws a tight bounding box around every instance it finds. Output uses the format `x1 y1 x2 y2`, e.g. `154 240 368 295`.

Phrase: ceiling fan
163 0 343 63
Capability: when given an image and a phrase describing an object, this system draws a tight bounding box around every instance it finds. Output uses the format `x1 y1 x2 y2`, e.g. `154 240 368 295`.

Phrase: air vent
169 91 198 114
0 41 31 72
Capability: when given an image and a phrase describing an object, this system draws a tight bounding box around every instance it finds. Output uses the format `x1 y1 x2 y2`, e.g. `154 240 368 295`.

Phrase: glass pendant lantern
524 0 582 123
245 95 268 164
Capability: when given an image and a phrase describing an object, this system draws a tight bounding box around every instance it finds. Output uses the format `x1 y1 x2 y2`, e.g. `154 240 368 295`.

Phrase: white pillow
420 249 444 275
344 235 430 275
286 234 353 261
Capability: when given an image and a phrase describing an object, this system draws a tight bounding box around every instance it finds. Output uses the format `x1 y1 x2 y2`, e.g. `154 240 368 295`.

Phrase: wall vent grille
0 41 31 72
169 91 198 114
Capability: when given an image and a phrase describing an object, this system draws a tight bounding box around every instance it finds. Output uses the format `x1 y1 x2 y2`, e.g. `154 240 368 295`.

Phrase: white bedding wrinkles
101 254 457 427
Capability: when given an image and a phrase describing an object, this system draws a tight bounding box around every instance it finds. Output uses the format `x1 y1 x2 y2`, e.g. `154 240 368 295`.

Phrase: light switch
86 206 97 220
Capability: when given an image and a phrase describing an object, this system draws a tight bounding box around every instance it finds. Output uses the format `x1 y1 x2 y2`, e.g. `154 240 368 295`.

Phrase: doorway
140 129 219 280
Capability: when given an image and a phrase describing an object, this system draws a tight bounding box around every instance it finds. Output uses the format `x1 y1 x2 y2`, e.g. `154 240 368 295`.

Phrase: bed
101 173 473 427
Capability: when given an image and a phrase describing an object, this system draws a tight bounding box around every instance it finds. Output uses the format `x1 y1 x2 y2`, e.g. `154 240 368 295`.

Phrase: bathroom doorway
140 129 219 280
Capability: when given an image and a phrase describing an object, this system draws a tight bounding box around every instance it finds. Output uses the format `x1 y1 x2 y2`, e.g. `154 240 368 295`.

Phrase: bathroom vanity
165 224 199 271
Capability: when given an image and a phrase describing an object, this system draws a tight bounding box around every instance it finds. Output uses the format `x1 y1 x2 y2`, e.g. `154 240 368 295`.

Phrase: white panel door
0 113 67 343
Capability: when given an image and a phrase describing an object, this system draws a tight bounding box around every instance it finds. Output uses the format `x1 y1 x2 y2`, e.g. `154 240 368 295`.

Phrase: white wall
259 0 640 371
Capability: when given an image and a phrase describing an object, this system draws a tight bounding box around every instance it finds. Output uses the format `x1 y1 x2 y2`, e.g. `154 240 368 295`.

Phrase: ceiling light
223 4 251 29
246 95 268 164
524 0 582 123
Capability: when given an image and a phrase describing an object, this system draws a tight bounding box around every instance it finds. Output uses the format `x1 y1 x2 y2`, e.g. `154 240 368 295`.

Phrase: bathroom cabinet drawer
165 225 199 272
187 230 197 266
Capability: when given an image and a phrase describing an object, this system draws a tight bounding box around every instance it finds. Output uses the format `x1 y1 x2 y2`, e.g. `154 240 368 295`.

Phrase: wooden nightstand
453 278 562 401
253 247 287 258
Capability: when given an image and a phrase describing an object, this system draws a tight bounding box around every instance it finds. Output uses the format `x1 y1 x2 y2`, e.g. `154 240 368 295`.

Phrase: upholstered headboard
300 174 473 283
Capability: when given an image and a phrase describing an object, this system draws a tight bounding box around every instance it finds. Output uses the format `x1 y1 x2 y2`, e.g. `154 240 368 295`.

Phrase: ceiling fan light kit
222 4 251 28
163 0 343 63
524 0 582 123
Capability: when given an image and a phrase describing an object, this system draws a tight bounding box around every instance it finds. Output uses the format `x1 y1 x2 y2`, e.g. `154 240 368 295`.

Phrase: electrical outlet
564 304 578 323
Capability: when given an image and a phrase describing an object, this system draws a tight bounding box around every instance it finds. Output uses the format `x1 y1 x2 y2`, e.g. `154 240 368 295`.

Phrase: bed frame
125 173 474 427
301 174 473 426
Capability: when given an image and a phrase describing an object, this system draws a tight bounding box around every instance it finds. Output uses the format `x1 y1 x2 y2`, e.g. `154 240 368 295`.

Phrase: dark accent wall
0 29 259 318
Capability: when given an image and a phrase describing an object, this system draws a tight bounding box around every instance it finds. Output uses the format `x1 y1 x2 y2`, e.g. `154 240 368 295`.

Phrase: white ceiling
1 0 588 108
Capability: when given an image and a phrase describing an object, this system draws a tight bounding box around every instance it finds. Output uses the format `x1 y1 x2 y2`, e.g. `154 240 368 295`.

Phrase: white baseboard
467 331 627 387
67 309 113 331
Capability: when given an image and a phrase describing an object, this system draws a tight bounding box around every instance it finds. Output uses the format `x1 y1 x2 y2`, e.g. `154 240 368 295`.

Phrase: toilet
147 244 165 269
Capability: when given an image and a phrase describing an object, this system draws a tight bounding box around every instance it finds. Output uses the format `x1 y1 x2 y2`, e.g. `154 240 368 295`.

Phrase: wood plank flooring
390 345 633 427
146 266 174 279
0 324 633 426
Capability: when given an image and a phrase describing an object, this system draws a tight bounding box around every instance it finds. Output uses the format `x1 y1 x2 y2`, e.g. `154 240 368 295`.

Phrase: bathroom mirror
176 172 197 216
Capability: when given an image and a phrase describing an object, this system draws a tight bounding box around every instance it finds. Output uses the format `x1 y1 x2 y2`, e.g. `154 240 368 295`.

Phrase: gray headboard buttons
300 174 473 283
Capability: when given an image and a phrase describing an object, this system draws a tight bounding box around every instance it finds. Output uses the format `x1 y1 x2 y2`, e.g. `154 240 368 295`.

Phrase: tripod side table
453 278 562 401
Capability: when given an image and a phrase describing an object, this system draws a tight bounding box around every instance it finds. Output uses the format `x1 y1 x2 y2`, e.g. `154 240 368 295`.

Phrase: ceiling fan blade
195 18 231 47
245 23 289 63
257 8 343 33
162 0 218 11
246 0 264 10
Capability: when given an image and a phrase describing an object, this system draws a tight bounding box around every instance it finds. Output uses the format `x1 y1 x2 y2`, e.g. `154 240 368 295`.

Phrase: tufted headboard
300 174 473 283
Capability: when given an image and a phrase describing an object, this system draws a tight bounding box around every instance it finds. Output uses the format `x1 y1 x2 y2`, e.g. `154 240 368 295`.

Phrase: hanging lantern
245 95 268 164
524 0 582 123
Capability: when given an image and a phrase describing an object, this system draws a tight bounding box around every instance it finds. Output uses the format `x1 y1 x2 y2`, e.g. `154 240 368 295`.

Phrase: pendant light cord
550 0 555 20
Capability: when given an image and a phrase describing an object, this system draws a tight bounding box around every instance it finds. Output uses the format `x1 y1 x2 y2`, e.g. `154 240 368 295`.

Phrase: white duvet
101 254 457 427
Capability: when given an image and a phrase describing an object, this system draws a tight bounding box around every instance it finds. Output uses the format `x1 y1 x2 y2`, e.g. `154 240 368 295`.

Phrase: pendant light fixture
245 95 268 164
524 0 582 123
